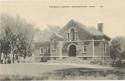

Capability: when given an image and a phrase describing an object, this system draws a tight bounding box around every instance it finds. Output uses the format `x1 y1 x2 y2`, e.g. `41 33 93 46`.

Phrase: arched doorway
69 45 76 57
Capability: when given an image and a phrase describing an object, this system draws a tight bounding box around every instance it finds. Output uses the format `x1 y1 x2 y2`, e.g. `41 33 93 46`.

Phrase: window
40 47 44 54
67 27 78 41
82 45 87 53
53 40 57 49
68 32 70 41
71 28 75 41
45 48 48 54
52 39 57 50
75 31 78 40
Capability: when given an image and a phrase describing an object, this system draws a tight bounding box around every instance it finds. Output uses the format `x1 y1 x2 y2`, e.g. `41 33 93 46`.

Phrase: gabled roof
85 27 104 36
51 19 111 40
59 19 104 36
35 41 50 49
50 32 64 40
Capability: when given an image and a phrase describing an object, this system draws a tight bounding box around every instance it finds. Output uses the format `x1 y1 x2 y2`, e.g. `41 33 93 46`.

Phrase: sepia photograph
0 0 125 80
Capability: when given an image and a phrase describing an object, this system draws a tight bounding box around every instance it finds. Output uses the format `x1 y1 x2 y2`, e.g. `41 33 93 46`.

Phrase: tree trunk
10 49 14 63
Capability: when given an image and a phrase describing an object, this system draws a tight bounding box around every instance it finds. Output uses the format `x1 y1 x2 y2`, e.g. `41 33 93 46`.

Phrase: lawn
0 63 113 75
0 63 125 80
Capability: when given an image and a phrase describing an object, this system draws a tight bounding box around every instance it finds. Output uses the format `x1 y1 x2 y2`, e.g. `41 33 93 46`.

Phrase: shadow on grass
0 68 125 80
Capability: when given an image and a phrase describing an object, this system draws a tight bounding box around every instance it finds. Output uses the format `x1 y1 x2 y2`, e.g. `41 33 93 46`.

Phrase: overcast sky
0 0 125 38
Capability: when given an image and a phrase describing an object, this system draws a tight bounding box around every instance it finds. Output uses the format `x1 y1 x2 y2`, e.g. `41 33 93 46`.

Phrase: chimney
98 23 103 32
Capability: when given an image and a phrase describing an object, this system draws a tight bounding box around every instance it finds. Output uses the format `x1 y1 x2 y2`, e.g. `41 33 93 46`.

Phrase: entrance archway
69 45 76 57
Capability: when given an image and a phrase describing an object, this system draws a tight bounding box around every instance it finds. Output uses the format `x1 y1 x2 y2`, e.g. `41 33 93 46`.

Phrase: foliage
33 25 60 42
110 37 125 67
90 60 103 65
0 14 35 63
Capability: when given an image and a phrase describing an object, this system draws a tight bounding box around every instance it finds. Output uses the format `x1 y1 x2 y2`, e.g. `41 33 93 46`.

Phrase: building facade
34 20 111 63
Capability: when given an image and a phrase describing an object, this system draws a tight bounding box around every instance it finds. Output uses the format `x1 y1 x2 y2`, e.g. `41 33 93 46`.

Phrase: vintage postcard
0 0 125 80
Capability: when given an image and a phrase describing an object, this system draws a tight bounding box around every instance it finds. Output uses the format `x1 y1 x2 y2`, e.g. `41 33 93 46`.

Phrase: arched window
67 27 78 41
71 28 75 41
75 31 78 40
68 32 70 41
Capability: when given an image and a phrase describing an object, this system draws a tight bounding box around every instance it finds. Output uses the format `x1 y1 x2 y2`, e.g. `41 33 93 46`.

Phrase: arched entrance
69 45 76 57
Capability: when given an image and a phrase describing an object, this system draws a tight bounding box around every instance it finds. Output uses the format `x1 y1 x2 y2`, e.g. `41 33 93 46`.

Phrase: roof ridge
50 19 110 40
72 20 105 36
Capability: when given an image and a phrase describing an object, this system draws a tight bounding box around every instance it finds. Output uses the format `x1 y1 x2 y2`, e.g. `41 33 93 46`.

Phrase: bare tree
0 14 35 63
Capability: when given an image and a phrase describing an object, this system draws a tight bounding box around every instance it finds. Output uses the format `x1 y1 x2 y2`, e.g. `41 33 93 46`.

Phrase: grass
0 63 125 80
1 68 125 80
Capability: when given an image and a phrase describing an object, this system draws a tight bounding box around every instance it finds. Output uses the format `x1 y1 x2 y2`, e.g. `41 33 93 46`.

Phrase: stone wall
38 40 111 62
55 40 110 58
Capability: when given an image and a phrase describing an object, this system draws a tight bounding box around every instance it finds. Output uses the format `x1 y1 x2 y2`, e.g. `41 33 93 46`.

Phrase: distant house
34 19 111 63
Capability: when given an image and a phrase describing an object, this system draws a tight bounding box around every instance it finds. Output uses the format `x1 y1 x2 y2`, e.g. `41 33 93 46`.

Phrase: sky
0 0 125 38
